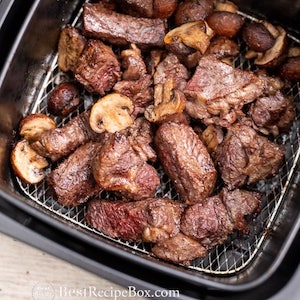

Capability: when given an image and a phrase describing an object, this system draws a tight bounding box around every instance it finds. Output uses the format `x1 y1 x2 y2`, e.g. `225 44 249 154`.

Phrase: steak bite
180 188 262 248
181 194 234 248
184 55 264 127
83 3 167 49
92 132 160 201
151 232 207 264
85 198 185 242
215 122 285 189
47 141 103 207
31 112 100 161
74 39 121 95
154 122 217 204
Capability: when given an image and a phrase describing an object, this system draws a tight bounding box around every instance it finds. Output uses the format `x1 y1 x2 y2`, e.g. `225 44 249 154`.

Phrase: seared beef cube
113 75 153 116
74 39 121 95
83 3 167 49
113 45 153 116
58 25 86 73
215 123 285 189
86 198 185 242
47 142 102 206
120 44 147 81
154 53 189 91
180 188 262 248
154 122 217 204
151 232 207 264
222 188 262 233
31 112 99 161
249 91 295 136
92 132 160 201
121 117 157 162
181 194 234 248
184 55 264 127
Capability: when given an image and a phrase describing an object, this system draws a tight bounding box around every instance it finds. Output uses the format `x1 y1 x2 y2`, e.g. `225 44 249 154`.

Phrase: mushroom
254 26 288 68
144 78 186 123
11 139 49 184
214 0 238 13
199 124 224 154
164 21 214 55
19 113 56 141
89 93 134 133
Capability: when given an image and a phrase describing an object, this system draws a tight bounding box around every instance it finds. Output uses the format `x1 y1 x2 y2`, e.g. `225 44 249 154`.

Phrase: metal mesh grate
15 6 300 275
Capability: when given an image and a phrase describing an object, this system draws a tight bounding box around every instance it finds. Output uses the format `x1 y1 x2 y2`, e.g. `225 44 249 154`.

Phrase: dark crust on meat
47 141 103 206
31 112 100 161
154 122 217 204
83 3 167 49
85 198 185 242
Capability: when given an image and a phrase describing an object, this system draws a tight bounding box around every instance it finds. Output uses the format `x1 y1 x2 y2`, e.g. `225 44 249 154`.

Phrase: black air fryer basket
0 0 299 299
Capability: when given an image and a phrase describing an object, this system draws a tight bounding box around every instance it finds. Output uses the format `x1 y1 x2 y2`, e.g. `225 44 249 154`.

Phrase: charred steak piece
181 188 262 248
248 91 295 136
221 188 262 233
92 132 160 201
154 122 217 204
57 25 87 73
181 194 234 248
113 44 154 116
121 117 157 162
31 112 100 161
153 53 189 92
85 198 185 242
83 3 167 49
184 55 264 127
151 232 207 265
74 39 121 95
215 122 285 189
47 141 102 207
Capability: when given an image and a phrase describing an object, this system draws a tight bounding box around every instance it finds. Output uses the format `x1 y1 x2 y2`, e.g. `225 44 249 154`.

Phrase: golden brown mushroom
11 140 49 184
144 78 186 123
164 21 213 55
19 113 56 142
89 93 134 133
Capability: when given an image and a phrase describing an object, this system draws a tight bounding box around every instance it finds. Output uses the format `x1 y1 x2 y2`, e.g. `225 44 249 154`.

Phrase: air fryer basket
0 0 299 293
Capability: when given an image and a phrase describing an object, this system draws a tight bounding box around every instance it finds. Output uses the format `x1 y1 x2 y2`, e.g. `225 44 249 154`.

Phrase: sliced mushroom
254 26 288 68
144 78 186 123
89 93 134 133
11 140 49 184
164 21 213 55
199 124 224 154
19 113 56 141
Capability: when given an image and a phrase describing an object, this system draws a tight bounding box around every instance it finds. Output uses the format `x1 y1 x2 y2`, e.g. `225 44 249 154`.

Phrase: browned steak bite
57 25 87 73
184 55 264 127
83 3 167 49
74 39 121 95
113 44 154 116
248 91 295 136
181 194 234 248
92 132 160 201
215 122 285 189
180 188 262 248
31 112 100 161
151 232 207 264
154 122 217 204
221 188 262 233
47 141 103 207
85 198 185 242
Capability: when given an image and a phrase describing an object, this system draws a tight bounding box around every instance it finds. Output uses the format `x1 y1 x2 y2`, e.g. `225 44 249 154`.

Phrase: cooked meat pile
11 0 299 266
